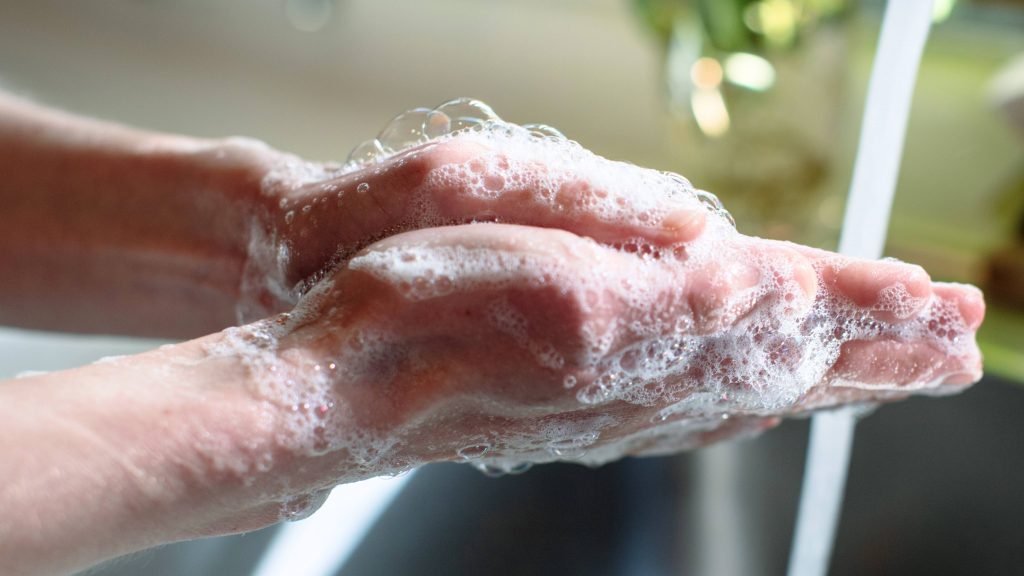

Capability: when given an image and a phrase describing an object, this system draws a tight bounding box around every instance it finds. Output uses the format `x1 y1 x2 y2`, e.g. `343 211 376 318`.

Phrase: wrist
149 135 315 326
219 316 421 481
190 138 341 322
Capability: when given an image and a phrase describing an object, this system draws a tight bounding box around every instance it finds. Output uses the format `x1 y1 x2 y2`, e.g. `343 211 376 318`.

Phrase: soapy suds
237 98 733 322
219 98 980 485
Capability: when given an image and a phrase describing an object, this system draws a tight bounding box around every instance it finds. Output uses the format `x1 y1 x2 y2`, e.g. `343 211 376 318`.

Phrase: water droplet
548 432 598 459
377 108 432 153
280 489 331 522
301 204 312 214
357 182 370 194
457 443 491 460
507 462 533 475
284 211 295 225
472 462 508 477
563 374 577 389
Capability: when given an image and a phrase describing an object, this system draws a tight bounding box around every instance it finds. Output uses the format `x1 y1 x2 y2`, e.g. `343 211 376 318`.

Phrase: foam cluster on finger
417 123 731 234
241 98 734 323
343 97 733 232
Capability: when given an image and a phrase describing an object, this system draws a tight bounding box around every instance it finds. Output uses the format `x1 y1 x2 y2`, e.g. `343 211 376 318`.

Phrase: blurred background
0 0 1022 574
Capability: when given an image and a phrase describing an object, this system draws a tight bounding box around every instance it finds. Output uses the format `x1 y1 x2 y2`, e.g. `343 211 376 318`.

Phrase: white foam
235 98 735 325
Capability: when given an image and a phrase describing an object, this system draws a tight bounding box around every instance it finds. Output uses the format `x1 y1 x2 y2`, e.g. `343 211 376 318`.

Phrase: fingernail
660 208 706 243
956 284 985 331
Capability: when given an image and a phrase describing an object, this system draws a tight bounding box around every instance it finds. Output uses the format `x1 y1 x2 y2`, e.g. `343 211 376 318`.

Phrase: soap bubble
522 123 565 139
347 138 386 166
434 97 499 127
423 110 452 139
377 108 431 152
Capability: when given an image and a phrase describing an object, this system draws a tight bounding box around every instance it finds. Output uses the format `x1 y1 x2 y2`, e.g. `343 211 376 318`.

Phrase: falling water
787 2 936 576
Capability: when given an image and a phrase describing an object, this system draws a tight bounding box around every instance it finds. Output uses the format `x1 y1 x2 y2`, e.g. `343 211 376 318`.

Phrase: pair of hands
216 132 983 486
0 104 985 575
0 91 983 576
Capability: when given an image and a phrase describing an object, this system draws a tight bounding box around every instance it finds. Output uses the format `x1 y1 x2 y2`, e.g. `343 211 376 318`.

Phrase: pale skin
0 92 984 575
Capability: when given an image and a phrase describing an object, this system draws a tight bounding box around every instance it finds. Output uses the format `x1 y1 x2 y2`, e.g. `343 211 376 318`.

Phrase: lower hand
246 209 982 486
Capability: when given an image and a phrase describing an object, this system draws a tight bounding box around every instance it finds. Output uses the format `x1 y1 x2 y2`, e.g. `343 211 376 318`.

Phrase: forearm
0 336 265 574
0 92 275 337
0 316 422 576
0 332 292 574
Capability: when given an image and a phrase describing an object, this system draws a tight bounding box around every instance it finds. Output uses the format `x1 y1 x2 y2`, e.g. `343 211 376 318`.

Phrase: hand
238 135 705 321
252 211 982 484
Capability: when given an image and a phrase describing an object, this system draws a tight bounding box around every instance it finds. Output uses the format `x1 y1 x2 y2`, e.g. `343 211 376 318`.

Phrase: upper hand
241 136 705 320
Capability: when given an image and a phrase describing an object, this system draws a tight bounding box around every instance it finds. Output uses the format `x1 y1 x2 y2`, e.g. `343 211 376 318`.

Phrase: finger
344 221 620 298
794 341 976 413
413 138 708 245
787 244 933 323
796 280 984 411
932 281 985 332
285 136 710 284
830 339 969 389
328 224 636 407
